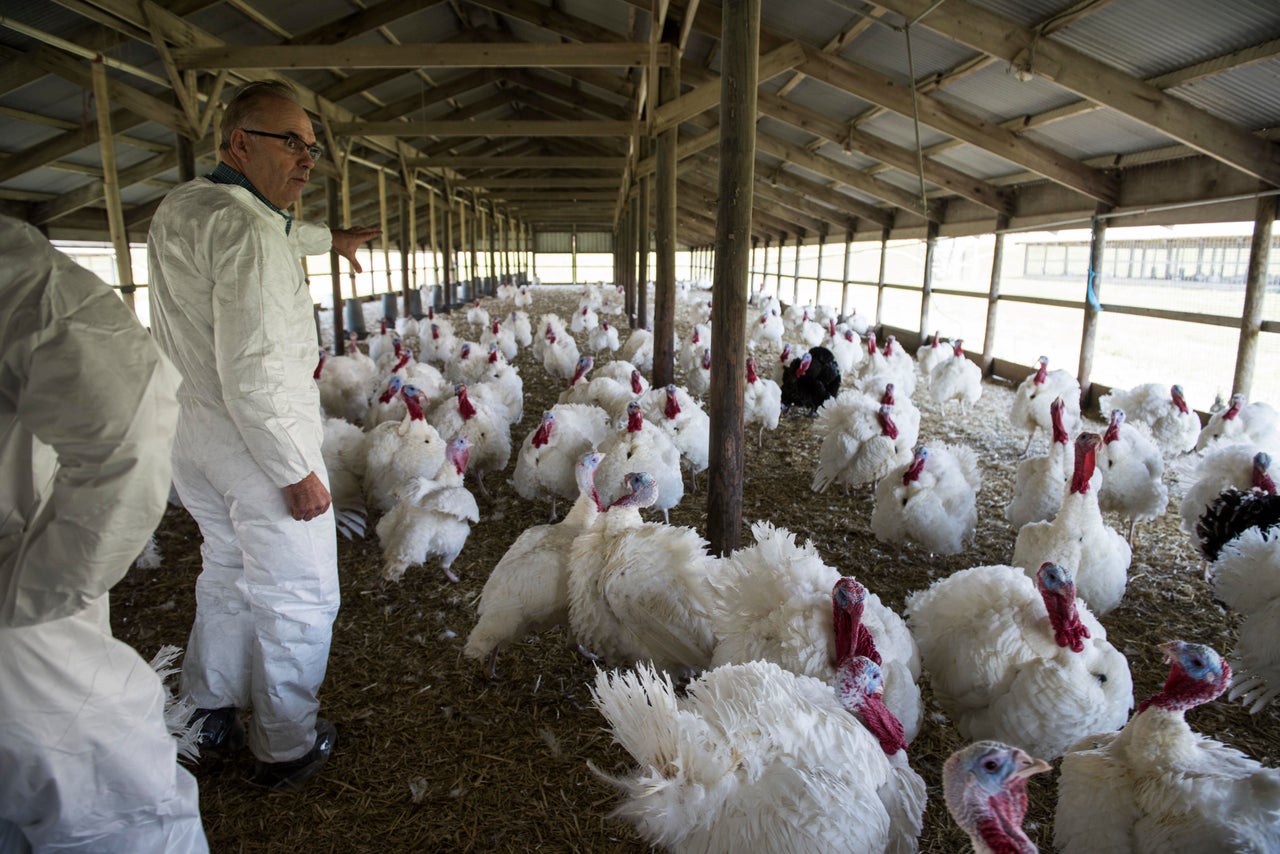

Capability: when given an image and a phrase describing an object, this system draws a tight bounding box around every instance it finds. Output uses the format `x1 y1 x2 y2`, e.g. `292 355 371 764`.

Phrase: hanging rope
903 23 930 219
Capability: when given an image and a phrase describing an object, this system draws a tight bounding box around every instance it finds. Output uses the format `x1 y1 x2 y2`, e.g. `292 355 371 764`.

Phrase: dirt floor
112 284 1280 852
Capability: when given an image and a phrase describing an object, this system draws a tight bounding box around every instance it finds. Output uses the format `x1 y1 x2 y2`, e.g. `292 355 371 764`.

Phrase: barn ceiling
2 0 1279 247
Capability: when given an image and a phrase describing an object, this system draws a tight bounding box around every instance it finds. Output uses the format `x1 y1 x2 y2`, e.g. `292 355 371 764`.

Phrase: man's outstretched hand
331 226 382 273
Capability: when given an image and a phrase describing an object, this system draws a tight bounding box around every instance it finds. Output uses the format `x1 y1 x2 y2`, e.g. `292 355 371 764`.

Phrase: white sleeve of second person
209 213 316 488
290 220 332 258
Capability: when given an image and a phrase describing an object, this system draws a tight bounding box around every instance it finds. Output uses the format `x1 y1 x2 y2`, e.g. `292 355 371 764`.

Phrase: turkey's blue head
831 577 875 667
1252 452 1275 494
609 471 657 511
399 384 425 421
532 411 555 448
576 451 605 511
903 447 929 484
1138 641 1231 714
1036 562 1089 652
571 355 593 385
943 741 1050 854
796 352 813 377
1171 384 1189 413
625 400 646 433
378 375 404 404
446 436 470 475
836 656 905 756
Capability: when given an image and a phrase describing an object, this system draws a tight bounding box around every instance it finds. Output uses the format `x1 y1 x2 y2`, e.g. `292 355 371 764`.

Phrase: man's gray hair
219 80 303 150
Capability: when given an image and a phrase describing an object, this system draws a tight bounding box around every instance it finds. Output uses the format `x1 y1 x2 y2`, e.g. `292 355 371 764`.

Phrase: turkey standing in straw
943 741 1050 854
375 436 479 583
1010 355 1082 456
908 561 1133 759
1096 408 1169 544
1013 432 1131 616
1055 641 1280 854
1005 396 1076 531
512 405 611 520
743 357 782 447
590 657 926 854
595 402 684 522
928 339 982 412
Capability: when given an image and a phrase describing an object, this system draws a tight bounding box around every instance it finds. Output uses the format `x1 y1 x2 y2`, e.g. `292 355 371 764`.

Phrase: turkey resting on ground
590 657 926 854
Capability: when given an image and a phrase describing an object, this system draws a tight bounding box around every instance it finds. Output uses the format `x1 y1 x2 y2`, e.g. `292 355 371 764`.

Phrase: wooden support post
875 227 890 327
468 199 479 298
707 0 759 556
175 131 196 183
427 189 438 293
814 229 826 309
327 175 345 353
981 214 1010 374
572 224 579 285
775 232 785 302
442 204 454 307
399 194 411 316
1078 203 1111 407
91 60 136 315
919 220 939 341
791 231 802 304
637 168 651 328
631 190 642 320
761 235 771 298
653 37 680 388
406 182 418 316
840 228 853 317
377 170 390 295
1233 195 1277 398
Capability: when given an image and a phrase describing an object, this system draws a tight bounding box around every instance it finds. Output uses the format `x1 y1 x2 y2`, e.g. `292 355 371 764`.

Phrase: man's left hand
331 226 382 273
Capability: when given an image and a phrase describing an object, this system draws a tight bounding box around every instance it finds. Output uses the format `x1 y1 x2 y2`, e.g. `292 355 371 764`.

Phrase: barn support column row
981 214 1010 374
1077 202 1112 406
637 162 651 329
874 227 890 327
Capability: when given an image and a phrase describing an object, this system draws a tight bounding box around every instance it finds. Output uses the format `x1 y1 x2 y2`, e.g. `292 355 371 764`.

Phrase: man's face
230 97 318 209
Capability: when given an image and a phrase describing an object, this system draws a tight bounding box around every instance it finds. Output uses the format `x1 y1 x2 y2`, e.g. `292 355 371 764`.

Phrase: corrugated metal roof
929 143 1027 181
1052 0 1280 79
858 110 953 151
841 18 981 84
763 2 875 51
930 62 1083 125
783 75 877 121
1170 58 1280 129
813 139 884 173
1025 106 1180 160
968 0 1083 30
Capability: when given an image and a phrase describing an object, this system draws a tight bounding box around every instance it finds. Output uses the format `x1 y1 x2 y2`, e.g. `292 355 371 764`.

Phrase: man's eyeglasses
241 129 323 161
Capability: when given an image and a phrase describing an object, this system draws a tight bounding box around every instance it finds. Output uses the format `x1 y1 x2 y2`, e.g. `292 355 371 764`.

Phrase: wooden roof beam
868 0 1280 186
172 42 675 70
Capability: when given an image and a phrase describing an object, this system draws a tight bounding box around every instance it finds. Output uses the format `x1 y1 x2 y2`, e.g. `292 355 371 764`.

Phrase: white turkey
928 340 982 412
480 317 517 361
375 436 479 583
1013 432 1132 616
362 385 445 515
827 325 863 376
909 561 1133 760
743 357 782 446
560 359 645 423
590 657 926 854
677 323 711 378
314 341 377 425
914 330 948 379
429 383 511 498
855 331 916 398
513 284 532 309
464 452 605 677
511 404 611 520
542 324 581 383
320 416 368 540
367 317 395 365
566 471 717 674
708 522 923 742
1096 408 1169 543
1010 355 1082 455
569 303 598 334
465 298 489 329
684 346 712 399
471 346 523 425
1098 382 1200 458
943 740 1050 854
1004 396 1076 531
1194 392 1280 456
617 327 654 373
595 402 685 523
870 443 982 556
638 385 710 493
812 393 918 494
419 321 457 365
1055 641 1280 853
506 309 532 347
588 319 620 353
748 309 784 351
1210 527 1280 713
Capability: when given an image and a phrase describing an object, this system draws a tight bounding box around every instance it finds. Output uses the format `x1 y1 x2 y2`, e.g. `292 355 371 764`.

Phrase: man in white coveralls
148 79 379 791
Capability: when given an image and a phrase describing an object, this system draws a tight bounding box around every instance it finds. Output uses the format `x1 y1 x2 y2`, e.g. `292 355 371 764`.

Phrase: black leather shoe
251 719 337 791
191 707 245 753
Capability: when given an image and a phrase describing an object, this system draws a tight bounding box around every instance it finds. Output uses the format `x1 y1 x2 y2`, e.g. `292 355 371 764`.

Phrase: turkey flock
251 279 1280 850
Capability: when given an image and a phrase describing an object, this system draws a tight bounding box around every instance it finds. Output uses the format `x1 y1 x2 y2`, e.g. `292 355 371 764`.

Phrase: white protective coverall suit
147 177 340 765
0 215 207 853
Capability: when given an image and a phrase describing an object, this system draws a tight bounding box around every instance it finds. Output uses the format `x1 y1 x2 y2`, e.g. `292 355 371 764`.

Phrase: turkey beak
1011 749 1051 780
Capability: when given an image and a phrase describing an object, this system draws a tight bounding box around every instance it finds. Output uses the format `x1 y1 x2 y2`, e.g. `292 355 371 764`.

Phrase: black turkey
1195 486 1280 562
781 346 841 414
